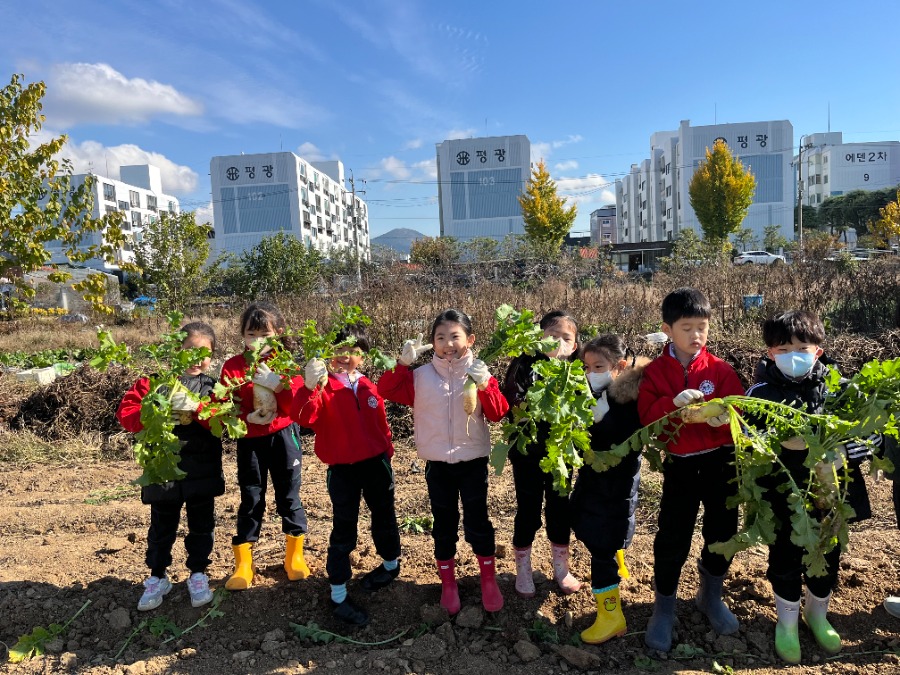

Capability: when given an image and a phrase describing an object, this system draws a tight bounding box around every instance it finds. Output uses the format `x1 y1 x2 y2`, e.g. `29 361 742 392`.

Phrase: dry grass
0 428 119 464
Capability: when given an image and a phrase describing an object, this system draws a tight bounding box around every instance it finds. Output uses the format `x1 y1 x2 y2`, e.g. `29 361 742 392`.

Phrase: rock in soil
553 644 601 670
455 605 483 629
514 639 542 662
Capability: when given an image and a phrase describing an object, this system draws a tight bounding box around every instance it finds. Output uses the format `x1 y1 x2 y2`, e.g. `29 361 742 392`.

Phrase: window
118 200 129 211
168 201 176 213
666 186 672 197
815 174 821 185
147 195 157 212
131 211 142 228
103 183 116 203
824 175 829 184
667 208 672 218
666 163 671 174
301 187 308 204
129 190 141 208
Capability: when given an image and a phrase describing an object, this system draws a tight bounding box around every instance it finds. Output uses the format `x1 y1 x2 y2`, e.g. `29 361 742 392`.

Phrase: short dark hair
181 321 217 352
539 310 579 333
430 309 473 343
334 322 370 353
581 333 633 365
662 287 711 325
762 310 825 347
239 301 294 351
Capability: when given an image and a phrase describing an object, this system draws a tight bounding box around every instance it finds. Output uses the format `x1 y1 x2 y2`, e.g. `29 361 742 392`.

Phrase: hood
608 356 652 404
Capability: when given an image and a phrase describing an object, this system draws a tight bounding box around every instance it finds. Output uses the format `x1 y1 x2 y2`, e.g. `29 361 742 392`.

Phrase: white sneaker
138 576 172 611
885 596 900 618
187 572 213 608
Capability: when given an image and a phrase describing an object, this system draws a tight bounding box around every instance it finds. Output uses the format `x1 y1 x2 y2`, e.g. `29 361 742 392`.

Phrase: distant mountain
371 228 428 256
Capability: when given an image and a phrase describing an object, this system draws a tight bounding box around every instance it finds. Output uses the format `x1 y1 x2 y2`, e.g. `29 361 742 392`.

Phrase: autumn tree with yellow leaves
871 188 900 247
518 160 577 256
688 140 756 245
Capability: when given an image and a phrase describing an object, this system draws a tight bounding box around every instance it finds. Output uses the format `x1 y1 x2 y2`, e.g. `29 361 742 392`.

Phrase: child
116 322 224 611
501 310 582 597
292 322 401 627
637 287 744 652
570 335 650 644
221 301 309 590
746 310 872 663
378 309 509 614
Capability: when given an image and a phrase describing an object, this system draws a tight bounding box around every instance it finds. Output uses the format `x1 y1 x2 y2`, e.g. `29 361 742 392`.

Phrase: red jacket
637 345 744 457
292 373 394 466
219 353 304 438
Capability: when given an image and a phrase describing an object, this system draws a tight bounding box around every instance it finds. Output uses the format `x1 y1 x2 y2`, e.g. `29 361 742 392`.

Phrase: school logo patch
699 379 715 395
368 395 379 409
603 596 617 612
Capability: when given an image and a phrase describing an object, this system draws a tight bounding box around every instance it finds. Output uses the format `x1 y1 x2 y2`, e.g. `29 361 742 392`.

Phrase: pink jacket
378 351 508 463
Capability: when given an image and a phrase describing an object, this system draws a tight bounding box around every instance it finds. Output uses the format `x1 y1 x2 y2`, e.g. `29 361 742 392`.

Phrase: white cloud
403 138 423 150
51 134 199 194
297 142 330 161
193 201 214 226
531 135 584 164
445 128 477 140
413 158 438 179
554 160 579 172
556 173 616 207
380 156 411 180
44 63 203 127
553 134 584 149
205 79 327 129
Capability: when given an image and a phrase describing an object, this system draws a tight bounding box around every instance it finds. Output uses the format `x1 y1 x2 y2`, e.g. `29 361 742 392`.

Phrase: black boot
361 563 400 592
331 596 369 626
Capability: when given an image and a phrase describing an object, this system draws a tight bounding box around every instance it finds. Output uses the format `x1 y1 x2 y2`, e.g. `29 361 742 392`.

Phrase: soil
2 442 900 675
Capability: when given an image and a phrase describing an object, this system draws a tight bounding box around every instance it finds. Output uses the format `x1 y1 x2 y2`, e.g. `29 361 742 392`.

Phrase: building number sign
845 151 887 163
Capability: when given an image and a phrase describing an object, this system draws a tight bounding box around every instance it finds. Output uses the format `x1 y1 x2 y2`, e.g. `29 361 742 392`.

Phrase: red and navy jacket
637 344 744 457
219 352 304 438
292 373 394 466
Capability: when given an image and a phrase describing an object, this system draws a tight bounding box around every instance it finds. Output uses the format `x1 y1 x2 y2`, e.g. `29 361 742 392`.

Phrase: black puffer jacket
746 357 871 522
571 357 649 553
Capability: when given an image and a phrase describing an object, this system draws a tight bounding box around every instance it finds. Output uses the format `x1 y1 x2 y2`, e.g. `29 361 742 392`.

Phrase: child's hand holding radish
466 359 491 390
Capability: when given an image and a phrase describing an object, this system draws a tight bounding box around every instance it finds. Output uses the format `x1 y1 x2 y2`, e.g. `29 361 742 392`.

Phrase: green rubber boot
803 589 841 655
774 594 801 664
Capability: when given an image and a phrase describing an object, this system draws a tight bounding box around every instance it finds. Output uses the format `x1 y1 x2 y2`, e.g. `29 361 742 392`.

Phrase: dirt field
2 437 900 675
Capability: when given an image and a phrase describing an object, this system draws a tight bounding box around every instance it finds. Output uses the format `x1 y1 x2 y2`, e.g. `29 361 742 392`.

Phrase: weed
84 484 139 505
290 621 416 646
399 514 433 534
7 600 91 663
526 618 559 644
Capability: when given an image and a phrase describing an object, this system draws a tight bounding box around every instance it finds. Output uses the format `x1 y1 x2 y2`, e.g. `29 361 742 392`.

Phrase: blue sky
3 0 899 239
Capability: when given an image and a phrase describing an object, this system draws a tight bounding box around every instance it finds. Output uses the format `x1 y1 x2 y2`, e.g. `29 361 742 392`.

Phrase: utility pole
346 170 366 287
797 138 804 257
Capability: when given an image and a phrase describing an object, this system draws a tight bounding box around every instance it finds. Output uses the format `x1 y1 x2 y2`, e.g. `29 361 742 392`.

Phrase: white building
46 164 179 273
436 134 530 241
589 205 617 245
209 152 370 260
616 120 794 246
795 132 900 207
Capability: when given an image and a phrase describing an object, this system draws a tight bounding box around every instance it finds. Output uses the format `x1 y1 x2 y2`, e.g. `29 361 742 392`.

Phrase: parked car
733 250 786 265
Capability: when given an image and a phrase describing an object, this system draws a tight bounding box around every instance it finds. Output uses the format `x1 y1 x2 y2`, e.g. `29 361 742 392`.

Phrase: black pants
425 457 495 560
233 424 308 545
326 453 401 586
766 452 840 601
510 447 571 548
571 455 642 589
146 498 215 577
653 446 738 596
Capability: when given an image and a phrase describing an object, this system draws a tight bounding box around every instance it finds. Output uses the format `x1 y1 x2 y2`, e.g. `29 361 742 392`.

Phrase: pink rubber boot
477 555 504 612
436 559 461 615
551 543 582 594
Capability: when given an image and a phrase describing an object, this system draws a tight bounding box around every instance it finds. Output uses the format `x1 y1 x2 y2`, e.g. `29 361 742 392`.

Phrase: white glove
707 411 730 427
644 331 669 345
466 359 491 390
170 390 199 412
304 358 328 390
399 333 433 366
592 391 610 422
673 389 705 408
252 361 282 391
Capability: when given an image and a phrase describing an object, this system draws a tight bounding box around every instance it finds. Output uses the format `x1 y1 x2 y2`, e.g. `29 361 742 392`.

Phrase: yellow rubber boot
581 584 627 645
285 534 311 580
225 543 255 590
616 549 631 580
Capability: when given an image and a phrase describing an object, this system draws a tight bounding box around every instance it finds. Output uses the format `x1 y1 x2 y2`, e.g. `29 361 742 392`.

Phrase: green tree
763 224 789 253
462 237 500 262
688 140 756 245
732 227 755 252
871 188 900 247
134 211 212 312
236 232 322 298
409 236 460 269
0 73 130 310
518 160 577 256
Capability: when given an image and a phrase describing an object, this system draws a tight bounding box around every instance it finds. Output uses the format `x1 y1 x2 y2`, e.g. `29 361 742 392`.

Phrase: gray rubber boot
695 562 739 635
644 591 677 652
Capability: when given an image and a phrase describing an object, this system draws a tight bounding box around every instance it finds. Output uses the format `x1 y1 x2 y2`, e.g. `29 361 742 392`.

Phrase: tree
235 232 322 298
732 227 755 252
871 188 900 247
688 140 756 245
462 237 499 262
0 73 129 311
518 160 577 256
763 224 789 253
409 236 460 269
134 211 212 312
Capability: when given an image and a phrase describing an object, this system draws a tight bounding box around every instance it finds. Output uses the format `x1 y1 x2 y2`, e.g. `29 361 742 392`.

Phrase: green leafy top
478 304 558 364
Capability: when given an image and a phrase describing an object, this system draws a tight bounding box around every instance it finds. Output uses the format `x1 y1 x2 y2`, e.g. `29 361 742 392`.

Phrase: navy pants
233 424 308 545
425 457 495 560
653 446 738 596
326 453 401 585
510 447 572 548
146 498 215 577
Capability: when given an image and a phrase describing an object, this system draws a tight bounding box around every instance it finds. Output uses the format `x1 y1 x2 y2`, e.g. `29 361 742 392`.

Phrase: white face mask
587 371 613 392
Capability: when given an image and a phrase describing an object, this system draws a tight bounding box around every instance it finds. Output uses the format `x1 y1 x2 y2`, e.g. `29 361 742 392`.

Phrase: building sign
221 155 277 185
